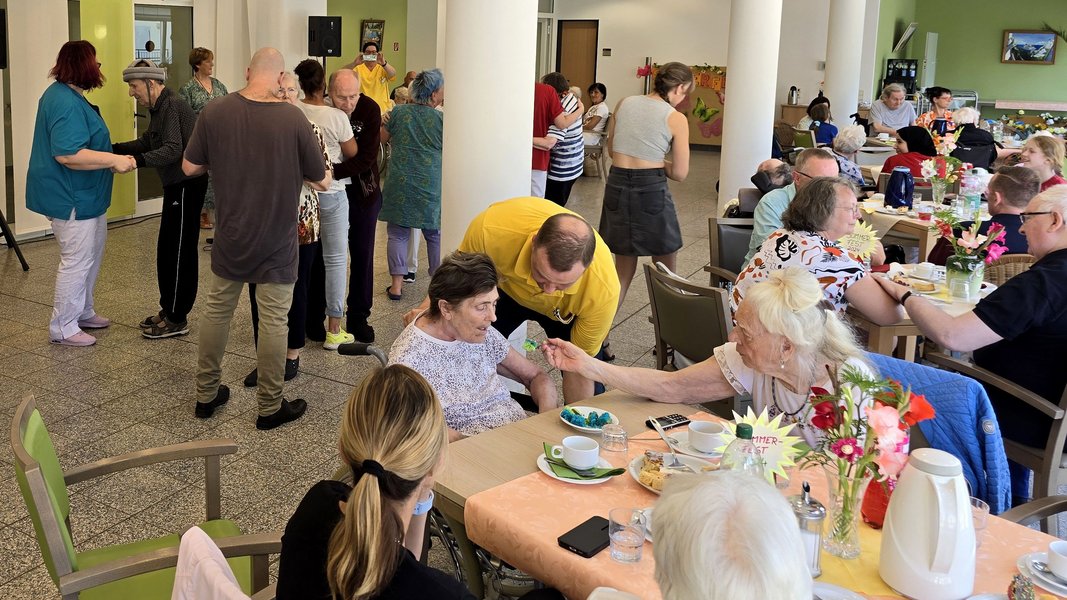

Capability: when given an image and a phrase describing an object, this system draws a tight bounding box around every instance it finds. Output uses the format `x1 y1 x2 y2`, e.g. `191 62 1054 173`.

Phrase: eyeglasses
1020 211 1053 224
794 170 812 179
836 205 861 216
552 307 575 325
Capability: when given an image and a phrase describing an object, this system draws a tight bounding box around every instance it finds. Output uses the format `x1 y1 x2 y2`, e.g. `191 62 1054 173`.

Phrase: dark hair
991 166 1042 209
294 59 325 98
653 62 694 102
765 162 794 186
50 41 104 90
809 103 830 123
189 47 213 72
427 252 499 319
925 86 951 102
541 72 569 94
896 126 937 157
782 177 857 232
533 213 596 271
362 40 379 52
588 82 607 99
806 93 830 119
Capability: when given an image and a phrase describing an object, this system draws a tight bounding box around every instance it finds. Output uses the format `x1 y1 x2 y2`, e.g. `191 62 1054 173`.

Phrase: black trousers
544 177 577 207
250 242 317 349
157 175 208 323
306 184 382 338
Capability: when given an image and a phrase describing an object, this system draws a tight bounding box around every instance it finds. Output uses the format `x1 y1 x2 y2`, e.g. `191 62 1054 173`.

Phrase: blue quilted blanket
867 353 1012 514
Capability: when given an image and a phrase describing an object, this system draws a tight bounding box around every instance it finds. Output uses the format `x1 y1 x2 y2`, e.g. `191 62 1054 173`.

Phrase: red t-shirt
532 83 563 171
1041 173 1067 192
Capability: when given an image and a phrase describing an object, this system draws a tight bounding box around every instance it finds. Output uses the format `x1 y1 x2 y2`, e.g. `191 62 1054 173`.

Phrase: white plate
536 454 615 485
559 406 618 432
1017 552 1067 596
812 582 865 600
876 206 916 217
628 454 716 495
966 594 1007 600
668 430 723 458
642 507 655 542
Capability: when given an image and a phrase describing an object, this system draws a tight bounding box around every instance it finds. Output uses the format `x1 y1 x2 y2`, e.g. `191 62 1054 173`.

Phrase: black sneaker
139 311 164 329
350 321 375 343
142 317 190 339
256 398 307 430
195 385 230 418
403 271 416 283
243 358 299 387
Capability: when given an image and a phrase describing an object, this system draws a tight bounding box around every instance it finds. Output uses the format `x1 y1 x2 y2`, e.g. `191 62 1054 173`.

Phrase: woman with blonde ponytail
275 365 472 599
542 268 875 446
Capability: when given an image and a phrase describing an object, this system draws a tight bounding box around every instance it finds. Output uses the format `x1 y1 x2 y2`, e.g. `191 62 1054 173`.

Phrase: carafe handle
929 477 960 574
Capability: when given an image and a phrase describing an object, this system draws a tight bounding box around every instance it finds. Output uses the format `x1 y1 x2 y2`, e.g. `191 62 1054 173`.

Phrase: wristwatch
900 290 913 305
413 490 434 516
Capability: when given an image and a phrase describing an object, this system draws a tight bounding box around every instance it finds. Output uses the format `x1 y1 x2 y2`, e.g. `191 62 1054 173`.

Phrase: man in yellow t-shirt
405 197 621 403
343 40 396 114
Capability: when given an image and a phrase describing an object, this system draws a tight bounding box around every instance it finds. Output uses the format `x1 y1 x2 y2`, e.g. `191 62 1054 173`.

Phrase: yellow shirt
354 63 395 114
459 197 620 356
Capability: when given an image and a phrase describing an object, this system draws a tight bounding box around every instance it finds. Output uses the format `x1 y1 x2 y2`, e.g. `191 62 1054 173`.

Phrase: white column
10 0 69 237
440 0 536 251
823 0 866 126
718 0 783 215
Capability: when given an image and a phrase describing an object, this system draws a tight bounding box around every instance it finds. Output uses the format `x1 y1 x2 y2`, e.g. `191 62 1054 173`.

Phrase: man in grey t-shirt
869 83 917 136
183 47 330 430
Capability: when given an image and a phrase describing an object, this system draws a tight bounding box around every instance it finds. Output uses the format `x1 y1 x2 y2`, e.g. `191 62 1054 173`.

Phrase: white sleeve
713 342 753 396
333 107 354 143
595 103 610 118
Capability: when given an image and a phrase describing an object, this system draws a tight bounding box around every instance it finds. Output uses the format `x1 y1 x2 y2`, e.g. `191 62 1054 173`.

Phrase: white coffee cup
1048 540 1067 580
551 436 600 470
688 421 726 454
877 132 890 140
913 262 935 279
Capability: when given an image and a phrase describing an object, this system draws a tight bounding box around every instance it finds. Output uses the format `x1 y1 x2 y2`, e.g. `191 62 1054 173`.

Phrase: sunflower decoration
838 221 879 262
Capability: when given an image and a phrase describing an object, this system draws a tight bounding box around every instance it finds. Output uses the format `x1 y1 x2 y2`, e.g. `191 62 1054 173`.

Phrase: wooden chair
644 262 731 371
793 128 817 149
984 253 1034 286
775 120 801 163
584 114 611 180
1001 495 1067 529
11 396 280 599
704 217 754 286
924 352 1067 532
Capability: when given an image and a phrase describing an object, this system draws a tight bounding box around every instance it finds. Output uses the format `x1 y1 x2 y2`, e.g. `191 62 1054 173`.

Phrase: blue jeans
317 190 349 318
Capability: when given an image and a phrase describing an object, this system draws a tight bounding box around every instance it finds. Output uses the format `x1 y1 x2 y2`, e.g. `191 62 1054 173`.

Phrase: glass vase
945 254 985 301
823 463 872 559
931 180 947 205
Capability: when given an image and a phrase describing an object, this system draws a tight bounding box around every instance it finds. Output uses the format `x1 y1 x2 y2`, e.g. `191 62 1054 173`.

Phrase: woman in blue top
27 41 136 347
380 69 444 300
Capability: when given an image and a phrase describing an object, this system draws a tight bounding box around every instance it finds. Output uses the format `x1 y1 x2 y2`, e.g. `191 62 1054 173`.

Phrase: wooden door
556 20 598 108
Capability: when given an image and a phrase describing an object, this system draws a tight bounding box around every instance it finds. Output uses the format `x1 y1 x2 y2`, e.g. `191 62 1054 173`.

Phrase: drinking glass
949 279 971 300
970 497 989 548
601 423 628 452
609 508 647 563
916 203 934 221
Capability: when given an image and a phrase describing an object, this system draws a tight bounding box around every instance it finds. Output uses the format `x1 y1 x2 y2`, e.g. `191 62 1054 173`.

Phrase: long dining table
435 390 1064 599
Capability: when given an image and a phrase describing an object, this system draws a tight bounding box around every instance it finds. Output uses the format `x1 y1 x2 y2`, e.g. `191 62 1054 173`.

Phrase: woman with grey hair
380 68 445 300
870 82 917 135
950 107 998 169
830 124 867 186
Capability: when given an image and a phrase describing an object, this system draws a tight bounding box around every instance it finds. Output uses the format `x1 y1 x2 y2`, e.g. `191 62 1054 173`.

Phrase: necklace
771 378 807 418
195 75 213 94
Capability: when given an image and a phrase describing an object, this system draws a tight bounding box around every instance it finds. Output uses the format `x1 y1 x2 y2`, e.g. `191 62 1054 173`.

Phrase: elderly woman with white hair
950 106 998 169
543 267 875 446
830 125 867 186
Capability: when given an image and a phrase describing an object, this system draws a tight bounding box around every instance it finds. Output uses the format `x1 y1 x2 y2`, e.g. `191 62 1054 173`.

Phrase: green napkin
541 442 626 480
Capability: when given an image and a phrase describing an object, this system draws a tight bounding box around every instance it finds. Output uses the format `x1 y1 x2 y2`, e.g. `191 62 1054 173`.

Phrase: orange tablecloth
464 413 1064 599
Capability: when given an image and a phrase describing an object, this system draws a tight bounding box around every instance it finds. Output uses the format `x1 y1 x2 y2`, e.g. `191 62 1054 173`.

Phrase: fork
648 415 696 473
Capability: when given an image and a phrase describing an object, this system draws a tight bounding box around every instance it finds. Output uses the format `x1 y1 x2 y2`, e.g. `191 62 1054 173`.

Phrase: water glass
970 497 989 548
608 508 647 563
949 279 971 300
916 203 934 221
601 423 628 452
912 192 923 209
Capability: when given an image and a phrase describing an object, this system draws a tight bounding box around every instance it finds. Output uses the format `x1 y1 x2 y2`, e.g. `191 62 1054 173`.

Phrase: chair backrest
736 188 762 217
587 114 611 148
708 217 755 278
984 253 1034 286
11 396 78 584
793 128 817 149
774 120 796 148
644 263 731 369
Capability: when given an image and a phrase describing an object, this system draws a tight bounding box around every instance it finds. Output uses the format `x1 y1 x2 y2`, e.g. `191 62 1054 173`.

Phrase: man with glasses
875 185 1067 495
744 148 840 266
405 197 620 403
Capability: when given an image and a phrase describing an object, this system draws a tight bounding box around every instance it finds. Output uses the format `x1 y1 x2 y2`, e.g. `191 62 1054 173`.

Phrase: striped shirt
547 93 584 182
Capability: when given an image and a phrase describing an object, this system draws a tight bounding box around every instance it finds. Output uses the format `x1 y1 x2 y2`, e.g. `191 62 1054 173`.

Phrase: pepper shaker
789 481 826 577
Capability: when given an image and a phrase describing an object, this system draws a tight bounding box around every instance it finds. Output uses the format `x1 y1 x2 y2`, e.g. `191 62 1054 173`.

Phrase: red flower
811 400 839 430
902 393 936 426
810 386 831 398
935 220 953 239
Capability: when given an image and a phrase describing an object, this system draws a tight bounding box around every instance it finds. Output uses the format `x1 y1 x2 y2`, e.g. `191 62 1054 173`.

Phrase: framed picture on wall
360 19 385 51
1002 30 1057 65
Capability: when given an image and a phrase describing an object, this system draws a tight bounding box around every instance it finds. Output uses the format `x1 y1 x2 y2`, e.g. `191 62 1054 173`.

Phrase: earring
780 360 785 370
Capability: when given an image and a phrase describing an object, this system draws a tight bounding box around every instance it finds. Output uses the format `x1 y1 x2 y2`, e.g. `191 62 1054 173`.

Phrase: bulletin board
649 64 727 147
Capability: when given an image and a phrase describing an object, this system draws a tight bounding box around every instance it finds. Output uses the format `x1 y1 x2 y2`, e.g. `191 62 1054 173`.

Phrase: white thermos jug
879 448 975 599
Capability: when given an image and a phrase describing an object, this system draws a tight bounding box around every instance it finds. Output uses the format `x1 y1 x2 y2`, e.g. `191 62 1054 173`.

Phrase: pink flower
869 405 907 452
874 451 909 481
957 229 987 250
985 242 1008 264
831 438 863 463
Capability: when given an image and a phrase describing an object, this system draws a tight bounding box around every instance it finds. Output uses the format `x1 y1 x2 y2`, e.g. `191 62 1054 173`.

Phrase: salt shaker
789 481 826 577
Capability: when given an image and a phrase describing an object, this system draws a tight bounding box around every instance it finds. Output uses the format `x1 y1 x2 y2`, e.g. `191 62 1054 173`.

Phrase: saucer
1016 552 1067 596
668 430 724 458
536 454 614 485
628 454 715 495
812 582 864 600
560 406 618 432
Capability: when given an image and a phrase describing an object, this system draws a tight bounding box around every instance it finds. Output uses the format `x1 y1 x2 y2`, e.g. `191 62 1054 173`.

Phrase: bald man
183 48 331 430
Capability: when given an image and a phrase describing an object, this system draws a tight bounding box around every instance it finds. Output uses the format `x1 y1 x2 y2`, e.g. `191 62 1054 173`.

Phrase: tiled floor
0 151 721 597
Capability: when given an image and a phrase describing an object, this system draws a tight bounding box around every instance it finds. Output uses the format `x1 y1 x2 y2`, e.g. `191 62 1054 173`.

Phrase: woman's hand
872 274 910 303
540 338 593 377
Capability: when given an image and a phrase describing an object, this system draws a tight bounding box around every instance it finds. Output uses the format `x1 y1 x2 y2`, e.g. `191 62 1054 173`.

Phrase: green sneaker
323 329 355 351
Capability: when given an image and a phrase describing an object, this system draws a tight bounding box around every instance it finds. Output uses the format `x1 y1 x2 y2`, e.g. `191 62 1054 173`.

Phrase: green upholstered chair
10 395 280 599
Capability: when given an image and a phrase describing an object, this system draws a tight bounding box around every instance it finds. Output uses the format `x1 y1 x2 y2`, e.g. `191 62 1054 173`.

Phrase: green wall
324 0 407 81
873 0 917 101
913 0 1067 109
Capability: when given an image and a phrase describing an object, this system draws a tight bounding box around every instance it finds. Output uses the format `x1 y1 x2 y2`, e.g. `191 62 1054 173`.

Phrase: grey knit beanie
122 59 167 83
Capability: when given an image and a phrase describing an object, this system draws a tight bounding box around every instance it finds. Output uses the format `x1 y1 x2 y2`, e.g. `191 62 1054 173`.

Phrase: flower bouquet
931 211 1008 298
920 128 970 204
797 366 935 559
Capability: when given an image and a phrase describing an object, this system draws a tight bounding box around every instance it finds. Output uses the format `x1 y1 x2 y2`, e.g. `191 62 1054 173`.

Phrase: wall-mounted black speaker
308 16 342 58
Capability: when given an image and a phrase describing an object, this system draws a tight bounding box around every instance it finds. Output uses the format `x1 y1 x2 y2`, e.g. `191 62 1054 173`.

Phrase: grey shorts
598 166 682 256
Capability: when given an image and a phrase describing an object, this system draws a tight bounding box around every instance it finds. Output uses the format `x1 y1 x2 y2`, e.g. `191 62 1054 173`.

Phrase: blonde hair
1025 135 1066 175
744 268 866 379
327 365 448 600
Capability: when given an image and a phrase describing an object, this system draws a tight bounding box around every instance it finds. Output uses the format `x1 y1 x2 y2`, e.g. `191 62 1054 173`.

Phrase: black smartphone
557 516 610 558
645 413 691 430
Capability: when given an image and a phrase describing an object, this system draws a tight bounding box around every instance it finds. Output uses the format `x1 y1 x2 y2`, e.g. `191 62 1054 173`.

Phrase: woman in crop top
599 61 693 309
